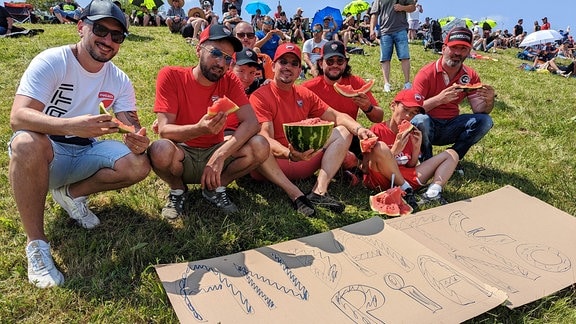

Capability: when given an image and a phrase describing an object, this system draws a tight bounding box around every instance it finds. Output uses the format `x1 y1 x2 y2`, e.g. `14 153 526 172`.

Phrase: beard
444 55 464 67
200 59 225 82
87 42 115 63
326 69 344 81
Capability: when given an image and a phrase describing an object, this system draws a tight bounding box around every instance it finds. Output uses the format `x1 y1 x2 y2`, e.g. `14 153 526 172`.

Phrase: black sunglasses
201 45 233 64
84 19 126 44
236 32 255 39
325 57 346 66
278 58 300 67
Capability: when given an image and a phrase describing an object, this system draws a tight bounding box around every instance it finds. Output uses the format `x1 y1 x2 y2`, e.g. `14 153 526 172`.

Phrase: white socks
426 183 442 198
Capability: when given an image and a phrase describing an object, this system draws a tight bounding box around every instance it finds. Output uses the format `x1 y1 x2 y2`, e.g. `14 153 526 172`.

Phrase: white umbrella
519 29 562 47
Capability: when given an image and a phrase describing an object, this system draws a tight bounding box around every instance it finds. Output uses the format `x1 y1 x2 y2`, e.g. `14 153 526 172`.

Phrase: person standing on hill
9 0 150 288
370 0 416 92
541 17 550 30
407 0 423 42
410 27 496 162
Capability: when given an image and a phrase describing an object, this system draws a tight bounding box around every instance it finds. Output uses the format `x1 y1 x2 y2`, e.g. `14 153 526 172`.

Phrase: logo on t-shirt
98 92 115 108
459 74 471 84
296 99 303 108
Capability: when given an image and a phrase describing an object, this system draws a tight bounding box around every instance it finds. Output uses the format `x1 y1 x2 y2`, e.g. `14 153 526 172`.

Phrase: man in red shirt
541 17 550 30
303 40 384 159
250 43 376 216
149 24 269 220
411 27 496 161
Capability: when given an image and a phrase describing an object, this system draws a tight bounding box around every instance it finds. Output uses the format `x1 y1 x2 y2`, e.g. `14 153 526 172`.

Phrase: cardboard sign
155 186 576 323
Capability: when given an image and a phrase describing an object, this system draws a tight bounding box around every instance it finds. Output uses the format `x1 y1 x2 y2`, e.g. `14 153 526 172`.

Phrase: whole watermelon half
283 118 334 152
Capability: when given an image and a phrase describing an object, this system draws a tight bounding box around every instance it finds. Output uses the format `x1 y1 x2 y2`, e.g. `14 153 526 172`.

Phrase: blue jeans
411 113 493 160
379 29 410 62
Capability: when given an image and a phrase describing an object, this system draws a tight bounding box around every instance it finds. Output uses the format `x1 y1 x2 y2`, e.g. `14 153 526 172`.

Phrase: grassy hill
0 24 575 323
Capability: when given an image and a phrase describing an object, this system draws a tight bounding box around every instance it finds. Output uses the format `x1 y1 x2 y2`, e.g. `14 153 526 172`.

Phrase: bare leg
381 60 391 85
364 141 407 186
415 149 459 187
401 59 411 83
312 126 352 195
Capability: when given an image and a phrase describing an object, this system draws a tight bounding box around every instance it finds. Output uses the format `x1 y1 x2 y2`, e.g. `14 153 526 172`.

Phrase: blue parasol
245 1 271 15
311 6 343 32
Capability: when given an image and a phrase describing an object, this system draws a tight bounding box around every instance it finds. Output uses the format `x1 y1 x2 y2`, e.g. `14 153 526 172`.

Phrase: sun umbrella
438 16 455 27
131 0 164 9
343 0 369 16
312 6 343 32
245 1 271 15
519 29 563 47
479 19 497 29
461 18 474 29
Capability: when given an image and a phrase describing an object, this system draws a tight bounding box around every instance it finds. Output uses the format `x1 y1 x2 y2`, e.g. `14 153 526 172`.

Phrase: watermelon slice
455 83 483 92
398 120 415 135
360 136 378 153
333 79 375 98
283 118 334 152
99 102 136 133
369 187 413 217
207 96 240 116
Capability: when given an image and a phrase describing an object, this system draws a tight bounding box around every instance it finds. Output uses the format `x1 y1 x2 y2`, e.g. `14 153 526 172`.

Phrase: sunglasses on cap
200 45 233 64
83 19 126 44
325 57 346 66
278 58 300 67
236 32 255 39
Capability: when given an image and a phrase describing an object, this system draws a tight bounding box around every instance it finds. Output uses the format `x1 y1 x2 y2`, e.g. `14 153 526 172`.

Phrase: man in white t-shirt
406 0 423 41
302 23 328 77
8 0 151 289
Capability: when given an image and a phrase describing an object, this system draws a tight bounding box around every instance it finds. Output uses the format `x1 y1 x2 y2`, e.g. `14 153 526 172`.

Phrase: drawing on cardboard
516 244 571 273
331 284 386 324
449 210 516 244
418 255 493 305
384 272 443 313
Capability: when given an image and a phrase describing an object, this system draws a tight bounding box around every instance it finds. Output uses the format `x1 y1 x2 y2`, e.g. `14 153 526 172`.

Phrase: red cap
273 42 302 62
394 89 424 112
444 26 473 48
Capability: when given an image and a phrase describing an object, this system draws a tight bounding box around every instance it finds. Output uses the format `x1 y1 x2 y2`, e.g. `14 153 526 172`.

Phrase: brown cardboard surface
155 186 576 322
386 185 576 308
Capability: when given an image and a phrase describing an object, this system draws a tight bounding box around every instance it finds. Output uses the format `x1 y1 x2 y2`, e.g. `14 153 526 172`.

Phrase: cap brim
323 52 346 59
209 35 243 52
86 14 128 33
235 59 259 66
446 41 471 48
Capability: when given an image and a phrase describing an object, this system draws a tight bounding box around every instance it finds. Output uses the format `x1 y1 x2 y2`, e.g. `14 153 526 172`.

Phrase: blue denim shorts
8 131 131 189
379 29 410 61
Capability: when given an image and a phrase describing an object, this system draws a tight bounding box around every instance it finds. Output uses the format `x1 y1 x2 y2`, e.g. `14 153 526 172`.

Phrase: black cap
234 47 259 66
81 0 128 33
199 24 243 52
321 40 347 59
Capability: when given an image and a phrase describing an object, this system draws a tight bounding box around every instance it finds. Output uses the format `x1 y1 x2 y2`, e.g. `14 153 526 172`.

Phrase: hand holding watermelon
99 102 136 133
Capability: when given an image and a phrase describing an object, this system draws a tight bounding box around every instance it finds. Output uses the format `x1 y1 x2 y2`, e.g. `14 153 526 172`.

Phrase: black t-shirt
513 24 523 37
0 6 11 28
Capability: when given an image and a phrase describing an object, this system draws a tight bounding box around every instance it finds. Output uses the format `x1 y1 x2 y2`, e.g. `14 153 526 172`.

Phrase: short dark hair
228 4 236 10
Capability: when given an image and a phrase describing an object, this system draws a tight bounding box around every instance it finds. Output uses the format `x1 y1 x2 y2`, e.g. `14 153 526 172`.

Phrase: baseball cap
81 0 128 33
321 40 347 59
199 24 243 52
234 47 259 67
273 42 301 62
394 89 424 113
542 17 547 20
444 26 473 48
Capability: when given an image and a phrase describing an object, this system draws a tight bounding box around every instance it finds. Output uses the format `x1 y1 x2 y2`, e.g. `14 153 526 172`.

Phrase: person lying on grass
362 89 459 209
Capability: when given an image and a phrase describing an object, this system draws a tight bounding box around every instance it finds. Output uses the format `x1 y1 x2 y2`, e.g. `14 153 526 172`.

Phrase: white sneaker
26 240 64 288
384 83 391 92
52 185 100 229
403 82 412 89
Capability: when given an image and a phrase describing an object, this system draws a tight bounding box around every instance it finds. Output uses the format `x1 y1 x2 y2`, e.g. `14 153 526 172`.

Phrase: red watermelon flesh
360 136 379 153
398 120 415 134
333 79 375 98
369 187 413 217
207 96 240 116
99 102 136 133
455 83 483 92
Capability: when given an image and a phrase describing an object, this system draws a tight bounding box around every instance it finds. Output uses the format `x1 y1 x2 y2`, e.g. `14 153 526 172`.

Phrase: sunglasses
84 20 126 44
201 45 233 64
278 58 300 67
236 32 255 39
325 57 346 66
312 29 322 33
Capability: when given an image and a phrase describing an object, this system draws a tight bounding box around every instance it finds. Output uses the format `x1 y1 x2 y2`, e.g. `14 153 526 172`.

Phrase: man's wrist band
363 105 374 113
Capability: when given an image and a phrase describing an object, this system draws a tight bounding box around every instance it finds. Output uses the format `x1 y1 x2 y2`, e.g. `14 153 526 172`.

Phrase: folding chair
4 2 33 24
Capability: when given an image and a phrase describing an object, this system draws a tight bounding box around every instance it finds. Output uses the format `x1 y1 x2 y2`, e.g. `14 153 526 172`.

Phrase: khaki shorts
179 142 236 184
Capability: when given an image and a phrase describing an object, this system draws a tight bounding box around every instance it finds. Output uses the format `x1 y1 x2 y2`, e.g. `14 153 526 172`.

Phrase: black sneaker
420 192 448 206
293 196 316 217
162 192 187 220
306 192 345 213
403 188 419 212
202 186 239 214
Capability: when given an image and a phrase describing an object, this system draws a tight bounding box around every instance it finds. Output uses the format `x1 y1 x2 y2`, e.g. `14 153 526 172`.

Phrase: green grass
1 24 575 323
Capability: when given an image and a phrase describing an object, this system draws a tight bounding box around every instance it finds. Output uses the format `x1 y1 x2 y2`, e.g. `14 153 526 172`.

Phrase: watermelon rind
333 79 375 98
283 120 334 152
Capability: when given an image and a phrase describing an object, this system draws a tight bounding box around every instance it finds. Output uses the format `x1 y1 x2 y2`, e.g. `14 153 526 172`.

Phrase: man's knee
10 131 52 160
246 135 270 163
148 139 179 168
115 153 151 183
